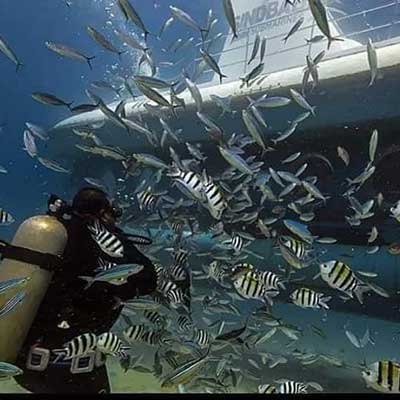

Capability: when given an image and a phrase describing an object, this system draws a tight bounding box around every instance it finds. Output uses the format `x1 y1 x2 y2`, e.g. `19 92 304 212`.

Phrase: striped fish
192 328 212 348
170 220 185 234
167 288 186 307
97 332 129 358
177 315 194 333
144 310 166 328
137 188 158 211
257 271 286 291
95 257 117 273
141 330 163 346
169 264 188 281
158 279 178 295
173 248 189 267
319 260 372 304
258 384 277 394
202 174 226 220
0 209 14 225
168 168 205 202
223 234 244 254
232 270 277 305
290 287 331 310
123 325 147 343
0 291 25 319
207 261 226 284
279 381 308 394
55 333 98 359
278 235 310 269
154 263 166 287
363 360 400 393
87 220 124 258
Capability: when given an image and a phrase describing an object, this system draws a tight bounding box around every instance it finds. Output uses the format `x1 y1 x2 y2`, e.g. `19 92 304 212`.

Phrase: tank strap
0 240 63 272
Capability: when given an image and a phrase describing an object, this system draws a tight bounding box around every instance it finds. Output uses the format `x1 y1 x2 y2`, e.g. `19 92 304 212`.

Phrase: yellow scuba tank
0 215 67 363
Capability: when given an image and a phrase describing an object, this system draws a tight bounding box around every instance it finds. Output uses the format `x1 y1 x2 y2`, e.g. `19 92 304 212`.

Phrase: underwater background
0 0 400 394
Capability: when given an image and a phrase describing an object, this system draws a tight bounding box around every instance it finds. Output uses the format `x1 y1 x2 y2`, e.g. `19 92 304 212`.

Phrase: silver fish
369 129 378 163
260 37 267 63
184 76 203 112
169 6 206 38
23 130 37 158
0 35 23 71
0 277 30 295
367 38 378 87
87 26 124 57
242 109 266 151
0 291 25 319
240 63 264 87
222 0 238 39
37 157 70 173
200 48 227 84
114 28 148 52
337 146 350 166
118 0 150 41
25 122 49 141
308 0 344 49
45 41 95 69
219 147 255 175
290 89 316 116
248 33 260 64
283 17 305 43
282 152 301 164
32 92 72 109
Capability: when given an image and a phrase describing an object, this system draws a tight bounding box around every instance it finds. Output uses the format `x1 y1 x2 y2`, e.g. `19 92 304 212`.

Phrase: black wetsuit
14 215 158 394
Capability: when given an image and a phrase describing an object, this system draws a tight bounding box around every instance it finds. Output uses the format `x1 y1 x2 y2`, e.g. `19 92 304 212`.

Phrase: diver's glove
47 194 72 220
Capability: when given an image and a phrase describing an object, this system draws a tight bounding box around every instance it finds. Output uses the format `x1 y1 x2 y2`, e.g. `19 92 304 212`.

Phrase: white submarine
49 0 395 155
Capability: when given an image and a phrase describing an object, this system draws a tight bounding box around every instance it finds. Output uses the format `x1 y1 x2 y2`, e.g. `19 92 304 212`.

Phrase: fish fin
78 276 94 290
353 283 370 305
327 36 344 50
118 50 127 61
112 296 122 310
366 281 390 298
200 29 209 43
319 296 331 310
67 102 74 111
16 62 24 73
87 56 95 70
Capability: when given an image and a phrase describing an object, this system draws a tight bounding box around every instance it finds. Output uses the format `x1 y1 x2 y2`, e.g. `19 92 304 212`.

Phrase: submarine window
373 148 400 201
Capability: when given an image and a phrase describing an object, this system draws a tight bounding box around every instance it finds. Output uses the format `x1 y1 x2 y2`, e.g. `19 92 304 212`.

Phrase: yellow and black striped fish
278 235 309 269
362 360 400 393
319 260 365 303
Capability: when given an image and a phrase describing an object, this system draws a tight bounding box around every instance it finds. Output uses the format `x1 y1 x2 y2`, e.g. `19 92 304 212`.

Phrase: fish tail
86 56 95 70
366 281 390 298
311 106 317 117
79 276 94 290
353 283 370 305
327 36 344 50
16 62 24 73
319 296 331 310
118 50 127 61
200 28 209 43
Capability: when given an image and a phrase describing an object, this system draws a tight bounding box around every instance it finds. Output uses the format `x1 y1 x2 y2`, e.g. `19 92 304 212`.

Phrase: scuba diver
8 187 161 393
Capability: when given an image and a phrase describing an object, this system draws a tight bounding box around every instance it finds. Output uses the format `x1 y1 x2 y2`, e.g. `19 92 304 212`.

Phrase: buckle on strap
26 347 50 372
69 350 106 374
70 352 95 374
